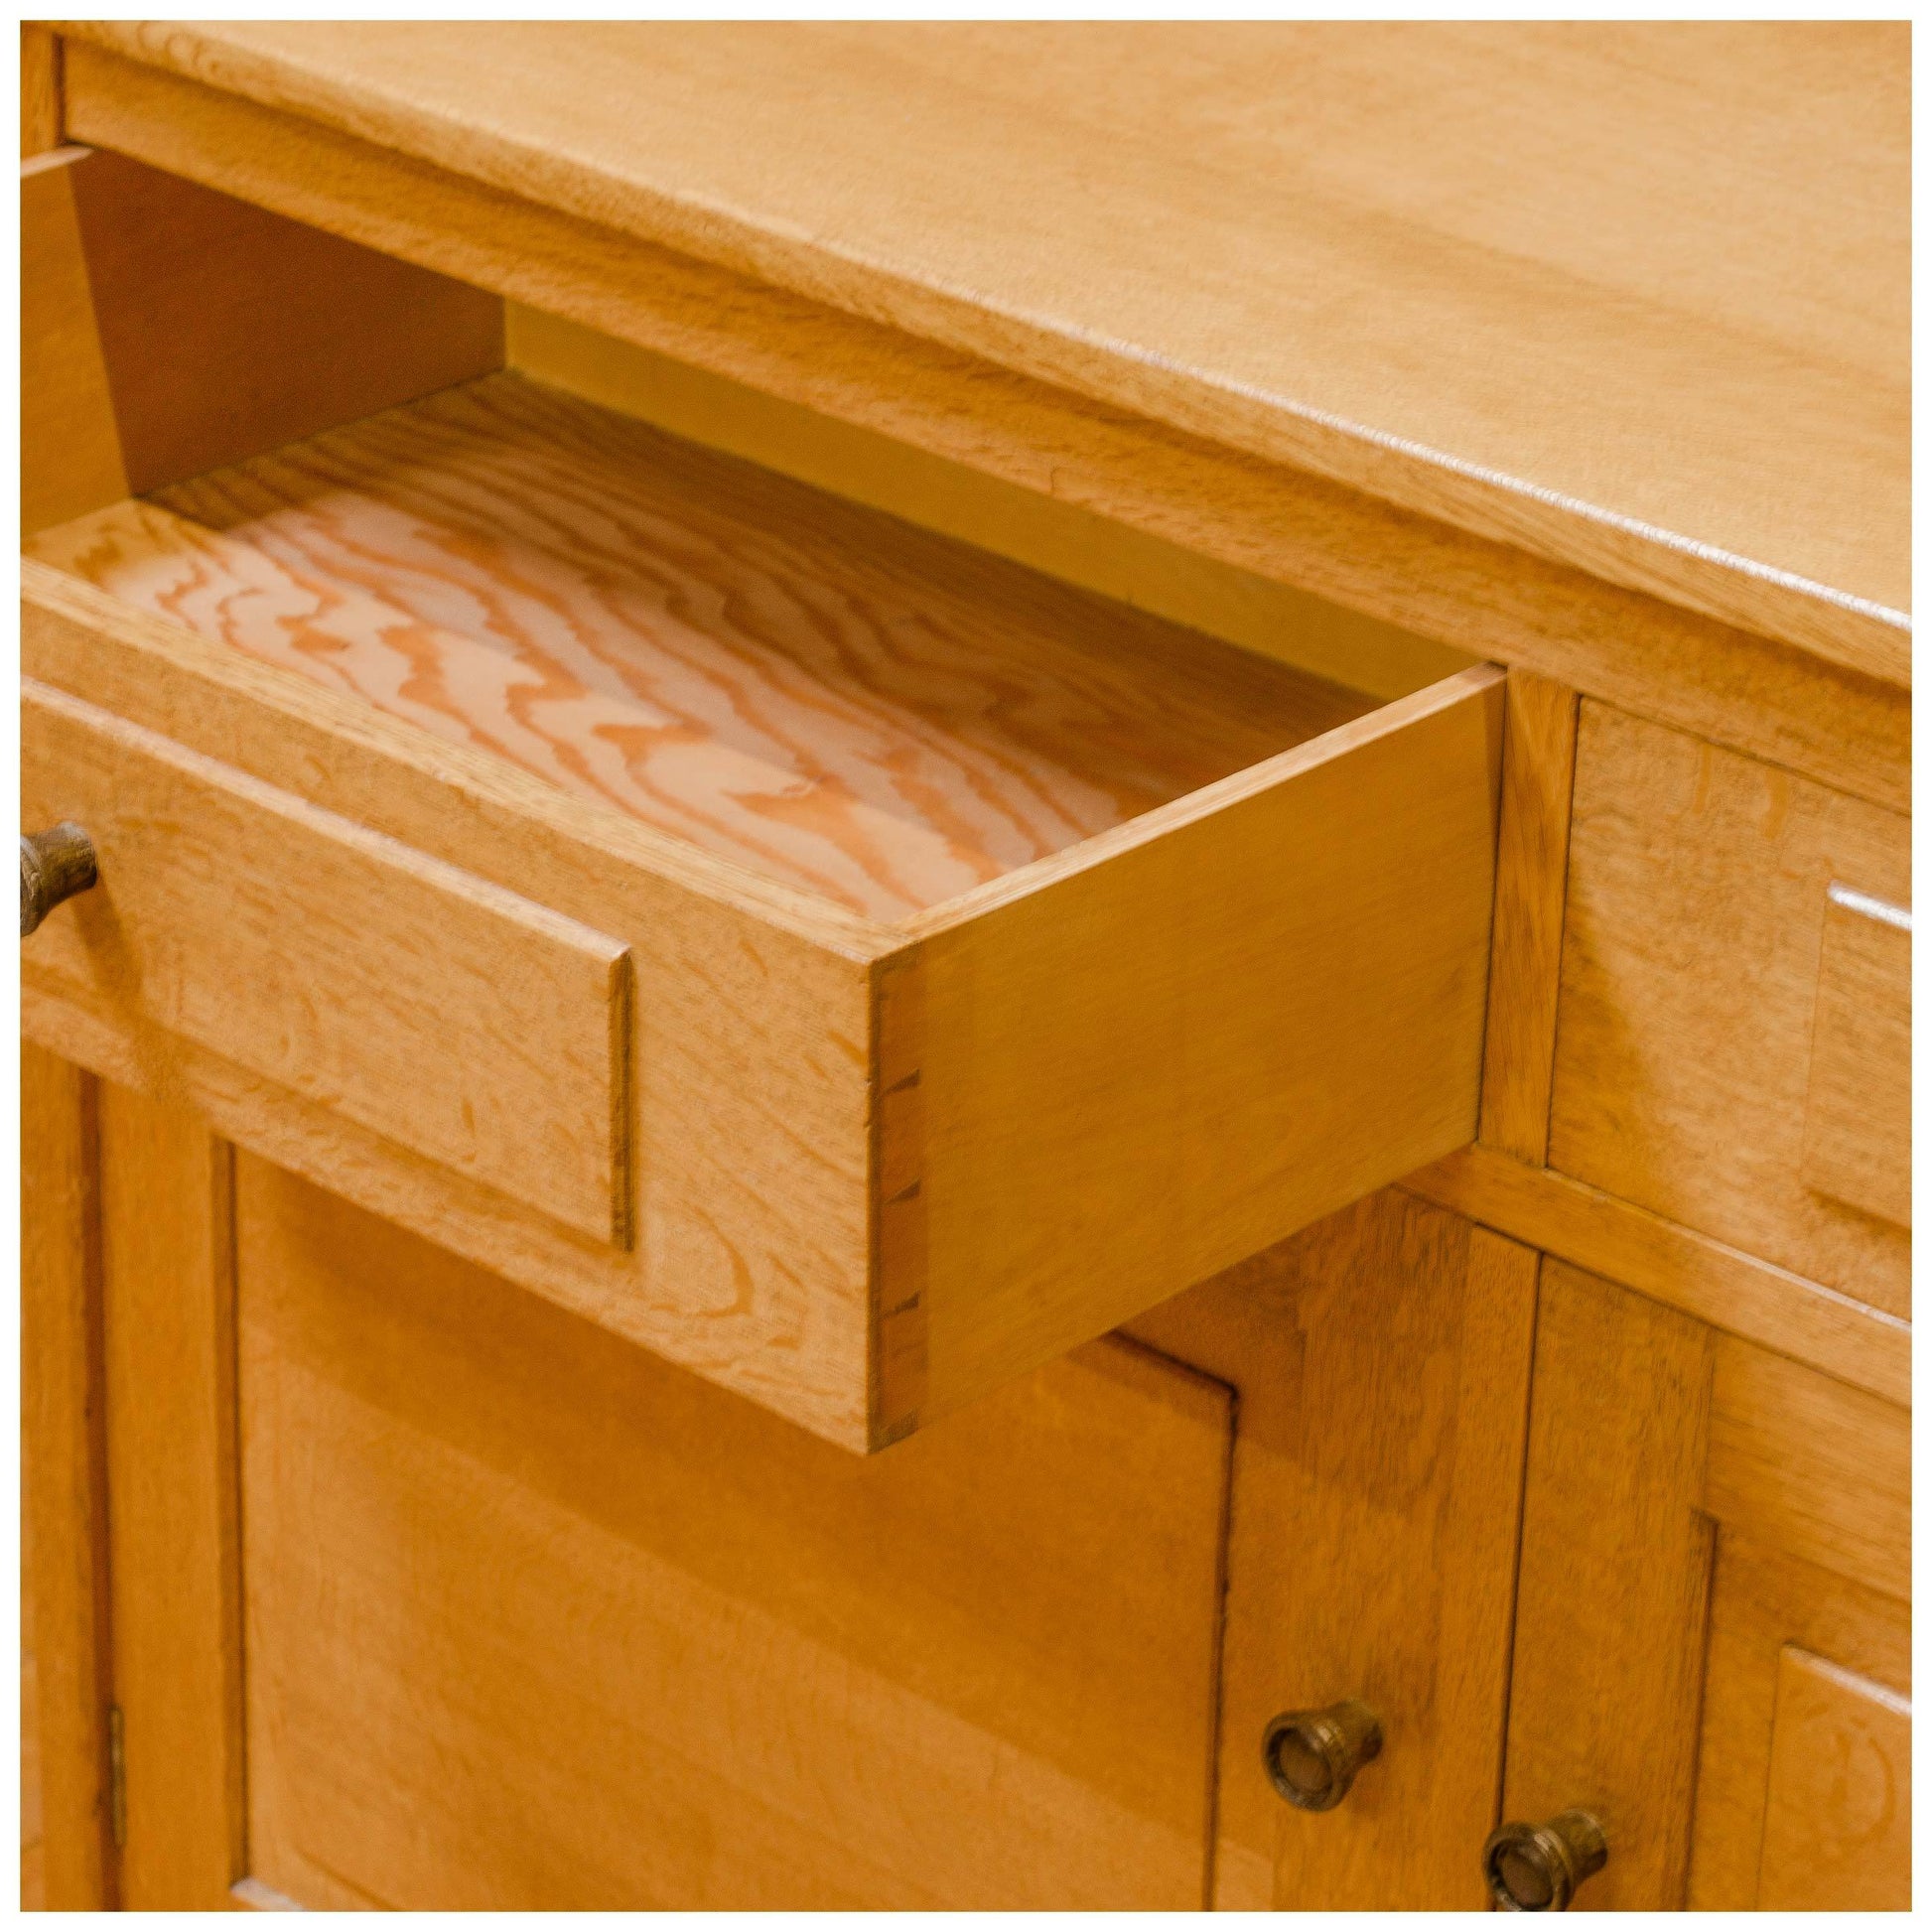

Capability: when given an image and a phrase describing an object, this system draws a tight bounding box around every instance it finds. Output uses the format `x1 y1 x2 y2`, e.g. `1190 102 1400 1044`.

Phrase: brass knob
1261 1700 1383 1812
21 823 97 937
1482 1810 1607 1911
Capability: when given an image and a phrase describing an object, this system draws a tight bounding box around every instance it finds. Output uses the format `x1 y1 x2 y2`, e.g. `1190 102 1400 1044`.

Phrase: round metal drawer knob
1482 1810 1608 1911
1261 1699 1383 1812
21 823 97 937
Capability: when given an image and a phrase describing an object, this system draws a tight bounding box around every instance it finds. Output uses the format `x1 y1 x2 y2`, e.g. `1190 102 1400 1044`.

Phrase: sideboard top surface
54 21 1910 681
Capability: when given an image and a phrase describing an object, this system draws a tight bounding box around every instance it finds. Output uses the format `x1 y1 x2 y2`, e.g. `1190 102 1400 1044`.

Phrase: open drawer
23 146 1503 1450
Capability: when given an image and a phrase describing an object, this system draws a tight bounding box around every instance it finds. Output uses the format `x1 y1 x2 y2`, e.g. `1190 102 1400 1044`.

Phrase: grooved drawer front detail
1552 703 1909 1316
1803 891 1910 1228
1756 1649 1910 1910
22 680 630 1243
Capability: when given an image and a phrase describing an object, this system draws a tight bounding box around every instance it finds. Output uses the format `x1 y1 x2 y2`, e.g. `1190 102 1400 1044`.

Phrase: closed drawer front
1552 703 1909 1317
1803 885 1910 1230
23 143 1503 1449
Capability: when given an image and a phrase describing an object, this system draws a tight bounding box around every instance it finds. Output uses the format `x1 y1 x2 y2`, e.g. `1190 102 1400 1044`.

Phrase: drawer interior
24 144 1469 928
33 375 1376 921
25 140 1501 1447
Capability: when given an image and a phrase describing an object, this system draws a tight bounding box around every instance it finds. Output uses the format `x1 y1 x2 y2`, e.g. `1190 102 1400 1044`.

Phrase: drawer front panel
23 678 630 1243
1802 887 1910 1229
1755 1647 1910 1910
1552 703 1909 1315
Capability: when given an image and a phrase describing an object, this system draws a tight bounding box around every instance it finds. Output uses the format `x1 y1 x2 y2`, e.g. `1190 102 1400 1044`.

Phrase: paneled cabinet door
1503 1263 1909 1911
28 1071 1237 1910
1130 1186 1540 1909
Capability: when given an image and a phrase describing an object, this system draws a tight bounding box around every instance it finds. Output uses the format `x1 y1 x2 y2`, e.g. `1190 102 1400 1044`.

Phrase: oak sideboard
21 22 1908 1911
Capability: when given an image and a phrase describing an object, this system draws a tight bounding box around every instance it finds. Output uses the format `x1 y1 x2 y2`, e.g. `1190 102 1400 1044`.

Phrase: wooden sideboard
21 22 1907 1912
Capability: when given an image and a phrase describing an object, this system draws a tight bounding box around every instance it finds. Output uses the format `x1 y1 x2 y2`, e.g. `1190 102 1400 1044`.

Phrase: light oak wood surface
233 1161 1232 1908
503 301 1472 707
1802 890 1910 1229
1128 1190 1537 1909
1505 1262 1910 1909
1756 1649 1909 1909
25 558 884 1447
22 22 61 155
1404 1145 1908 1409
21 1044 116 1910
1690 1538 1909 1910
56 21 1909 681
24 553 1501 1445
900 664 1502 1427
1704 1336 1910 1604
21 1551 42 1910
23 677 634 1246
1552 702 1910 1318
94 1083 245 1909
1503 1261 1716 1909
52 35 1908 813
1475 669 1578 1163
24 189 1506 1446
17 20 1912 1918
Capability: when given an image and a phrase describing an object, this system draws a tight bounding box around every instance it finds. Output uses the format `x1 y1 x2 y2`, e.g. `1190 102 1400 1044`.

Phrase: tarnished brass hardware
1482 1810 1608 1911
21 822 97 937
1261 1699 1383 1812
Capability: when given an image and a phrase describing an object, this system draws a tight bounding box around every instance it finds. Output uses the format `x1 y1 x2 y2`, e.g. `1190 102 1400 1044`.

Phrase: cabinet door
1130 1186 1539 1908
44 1079 1236 1910
1503 1262 1909 1910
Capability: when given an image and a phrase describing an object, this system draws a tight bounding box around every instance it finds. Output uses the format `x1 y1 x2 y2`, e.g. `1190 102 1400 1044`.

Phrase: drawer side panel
908 665 1504 1422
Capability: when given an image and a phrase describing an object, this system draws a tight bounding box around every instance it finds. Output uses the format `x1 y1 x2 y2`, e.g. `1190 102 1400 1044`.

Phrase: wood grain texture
1552 701 1911 1317
24 678 633 1245
26 390 1501 1446
22 23 62 154
235 1159 1232 1908
21 148 129 536
1507 1263 1911 1912
55 38 1909 813
1804 893 1910 1228
94 1082 244 1909
59 21 1910 677
1404 1144 1909 1407
24 557 883 1449
20 1043 116 1910
1476 669 1578 1161
1690 1539 1910 1908
902 665 1503 1427
1757 1649 1910 1909
21 568 1498 1447
21 1549 43 1909
1705 1336 1909 1602
1127 1190 1537 1909
505 301 1473 707
37 370 1371 920
1502 1260 1717 1910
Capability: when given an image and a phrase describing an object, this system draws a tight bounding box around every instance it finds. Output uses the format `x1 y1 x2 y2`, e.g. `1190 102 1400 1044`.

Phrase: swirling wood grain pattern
34 373 1369 918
